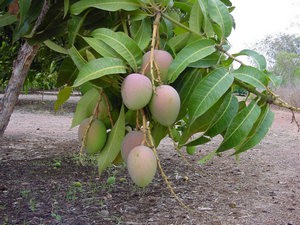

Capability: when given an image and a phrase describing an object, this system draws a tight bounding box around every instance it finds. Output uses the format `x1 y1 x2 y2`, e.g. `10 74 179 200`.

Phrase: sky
228 0 300 52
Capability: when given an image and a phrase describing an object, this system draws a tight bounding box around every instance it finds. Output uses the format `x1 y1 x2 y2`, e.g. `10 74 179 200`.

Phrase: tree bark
0 0 49 137
0 42 39 136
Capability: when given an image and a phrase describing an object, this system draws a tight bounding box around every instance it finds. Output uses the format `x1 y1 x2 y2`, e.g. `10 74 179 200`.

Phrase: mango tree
1 0 299 204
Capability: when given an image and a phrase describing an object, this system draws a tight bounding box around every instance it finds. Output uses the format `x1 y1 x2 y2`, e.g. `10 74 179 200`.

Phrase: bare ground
0 95 299 225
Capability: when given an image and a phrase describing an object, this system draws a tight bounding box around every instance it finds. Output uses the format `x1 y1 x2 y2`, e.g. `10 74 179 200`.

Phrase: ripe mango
121 73 153 110
127 145 157 187
149 85 180 126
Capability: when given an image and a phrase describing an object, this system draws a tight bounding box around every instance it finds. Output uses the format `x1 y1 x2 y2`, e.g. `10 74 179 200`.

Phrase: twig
290 110 300 132
140 110 190 210
103 92 114 127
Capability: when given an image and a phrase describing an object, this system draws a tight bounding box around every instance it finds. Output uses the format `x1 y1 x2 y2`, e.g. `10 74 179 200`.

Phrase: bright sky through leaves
229 0 300 52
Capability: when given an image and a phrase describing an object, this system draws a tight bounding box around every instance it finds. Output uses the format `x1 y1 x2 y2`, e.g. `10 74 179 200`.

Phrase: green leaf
68 45 87 70
54 86 73 111
44 40 68 54
18 0 30 28
189 1 203 33
198 150 217 164
189 53 220 68
174 69 204 119
98 105 125 174
71 88 100 127
235 105 274 154
64 0 69 18
83 37 120 58
130 18 152 51
179 95 224 146
73 57 127 87
57 57 78 86
216 100 261 153
205 93 239 137
151 122 168 147
71 0 140 15
92 28 142 71
167 32 191 54
265 71 282 87
167 39 216 83
0 13 17 27
233 49 267 71
189 67 234 123
207 0 232 37
233 66 269 90
186 135 210 147
68 13 88 47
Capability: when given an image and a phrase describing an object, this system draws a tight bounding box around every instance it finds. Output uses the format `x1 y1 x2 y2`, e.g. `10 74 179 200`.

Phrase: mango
121 73 153 110
127 145 157 187
78 118 107 154
121 130 144 161
149 85 180 126
141 50 173 82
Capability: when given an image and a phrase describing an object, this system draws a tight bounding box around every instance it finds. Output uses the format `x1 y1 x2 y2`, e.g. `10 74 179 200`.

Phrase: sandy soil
0 95 299 225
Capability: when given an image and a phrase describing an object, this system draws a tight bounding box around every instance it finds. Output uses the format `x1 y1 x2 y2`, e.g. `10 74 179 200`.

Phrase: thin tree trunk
0 42 39 136
0 0 49 137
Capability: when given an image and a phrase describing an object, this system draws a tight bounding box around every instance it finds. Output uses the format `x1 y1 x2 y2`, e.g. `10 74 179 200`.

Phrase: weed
51 212 62 222
52 159 62 169
29 198 36 212
66 181 83 203
20 189 31 198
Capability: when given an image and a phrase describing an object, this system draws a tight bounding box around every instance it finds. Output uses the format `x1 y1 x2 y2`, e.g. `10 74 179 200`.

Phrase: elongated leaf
44 40 68 54
71 88 100 127
68 45 87 70
182 93 238 147
64 0 69 18
189 67 234 123
54 86 73 111
189 1 203 33
235 105 274 153
265 71 282 87
174 69 203 119
207 0 232 37
0 13 17 27
71 0 140 15
233 66 269 90
151 122 168 147
57 57 78 86
217 101 261 152
205 93 239 137
98 105 125 174
83 37 120 58
189 53 220 68
233 49 267 71
18 0 30 28
92 28 142 71
68 13 88 47
167 32 191 53
73 57 127 87
198 150 217 164
130 19 152 51
186 135 210 147
179 95 224 146
167 39 216 83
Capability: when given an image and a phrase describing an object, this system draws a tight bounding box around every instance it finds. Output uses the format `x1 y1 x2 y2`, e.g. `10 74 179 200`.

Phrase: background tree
254 33 300 85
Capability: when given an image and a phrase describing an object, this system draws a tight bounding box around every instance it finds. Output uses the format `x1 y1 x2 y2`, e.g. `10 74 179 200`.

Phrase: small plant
51 212 62 222
29 198 36 212
66 181 83 203
52 159 62 169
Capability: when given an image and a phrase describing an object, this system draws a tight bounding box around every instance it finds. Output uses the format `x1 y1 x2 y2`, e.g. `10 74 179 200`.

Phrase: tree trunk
0 0 50 137
0 42 39 136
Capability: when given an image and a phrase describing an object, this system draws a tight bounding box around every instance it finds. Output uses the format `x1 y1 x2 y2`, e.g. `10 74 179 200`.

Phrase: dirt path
0 98 299 225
